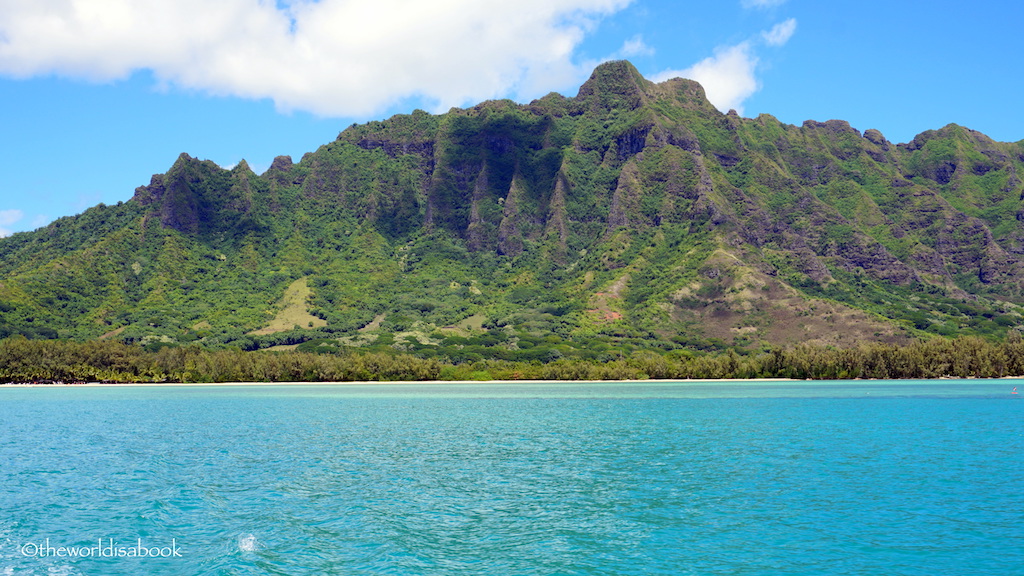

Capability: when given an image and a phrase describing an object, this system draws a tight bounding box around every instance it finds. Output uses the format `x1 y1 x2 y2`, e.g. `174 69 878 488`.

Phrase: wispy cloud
616 35 656 58
650 19 797 114
0 0 633 117
0 209 24 237
762 18 797 46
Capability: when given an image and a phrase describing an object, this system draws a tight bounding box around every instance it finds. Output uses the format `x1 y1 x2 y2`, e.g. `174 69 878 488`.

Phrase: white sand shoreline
2 378 795 387
3 377 1021 388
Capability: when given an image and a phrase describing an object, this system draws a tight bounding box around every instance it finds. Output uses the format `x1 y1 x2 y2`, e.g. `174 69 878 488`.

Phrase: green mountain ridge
3 60 1024 360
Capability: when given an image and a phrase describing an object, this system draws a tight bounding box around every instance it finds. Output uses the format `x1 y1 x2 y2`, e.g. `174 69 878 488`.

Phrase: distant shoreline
4 377 1022 388
2 378 796 387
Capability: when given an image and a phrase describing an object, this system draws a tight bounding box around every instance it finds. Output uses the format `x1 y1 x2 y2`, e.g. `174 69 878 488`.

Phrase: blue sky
2 0 1022 236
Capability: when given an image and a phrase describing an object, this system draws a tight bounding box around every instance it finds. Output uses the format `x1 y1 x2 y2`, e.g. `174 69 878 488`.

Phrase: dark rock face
268 155 293 173
132 154 203 234
357 138 435 163
158 170 201 235
863 129 888 147
616 124 652 161
132 174 165 206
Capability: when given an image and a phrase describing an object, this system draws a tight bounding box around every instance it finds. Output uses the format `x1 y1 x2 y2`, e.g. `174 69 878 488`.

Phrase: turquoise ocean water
1 380 1022 575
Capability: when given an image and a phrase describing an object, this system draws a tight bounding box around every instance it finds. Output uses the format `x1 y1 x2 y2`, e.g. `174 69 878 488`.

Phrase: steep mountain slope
3 60 1023 357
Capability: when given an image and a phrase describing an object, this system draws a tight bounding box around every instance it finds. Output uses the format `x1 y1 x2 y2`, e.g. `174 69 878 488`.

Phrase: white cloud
650 19 796 114
0 0 633 117
0 210 20 225
0 209 24 237
762 18 796 46
616 34 655 58
652 43 758 114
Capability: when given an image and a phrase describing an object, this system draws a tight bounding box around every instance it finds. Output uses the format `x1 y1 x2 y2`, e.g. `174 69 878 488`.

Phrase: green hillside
3 60 1024 363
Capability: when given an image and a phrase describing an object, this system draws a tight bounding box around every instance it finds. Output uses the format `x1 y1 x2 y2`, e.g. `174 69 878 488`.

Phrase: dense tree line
3 335 1024 384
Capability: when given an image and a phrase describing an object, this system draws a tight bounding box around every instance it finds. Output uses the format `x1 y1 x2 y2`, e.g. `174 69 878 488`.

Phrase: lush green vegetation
4 335 1024 383
3 60 1024 360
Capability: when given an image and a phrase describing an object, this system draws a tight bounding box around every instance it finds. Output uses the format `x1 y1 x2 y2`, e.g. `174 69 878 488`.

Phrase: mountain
3 60 1024 360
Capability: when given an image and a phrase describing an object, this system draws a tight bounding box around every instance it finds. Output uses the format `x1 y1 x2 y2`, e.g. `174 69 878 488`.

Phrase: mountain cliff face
3 60 1024 356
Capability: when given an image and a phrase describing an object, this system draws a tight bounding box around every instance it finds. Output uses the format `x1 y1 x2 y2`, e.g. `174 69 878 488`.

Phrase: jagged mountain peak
573 60 718 116
231 159 254 174
575 60 654 110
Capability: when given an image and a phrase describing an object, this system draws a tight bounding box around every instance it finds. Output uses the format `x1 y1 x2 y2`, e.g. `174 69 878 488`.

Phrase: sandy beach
5 376 1020 387
2 378 798 387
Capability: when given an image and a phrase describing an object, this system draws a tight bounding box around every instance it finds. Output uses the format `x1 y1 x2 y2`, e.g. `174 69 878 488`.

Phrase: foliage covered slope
3 60 1024 360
